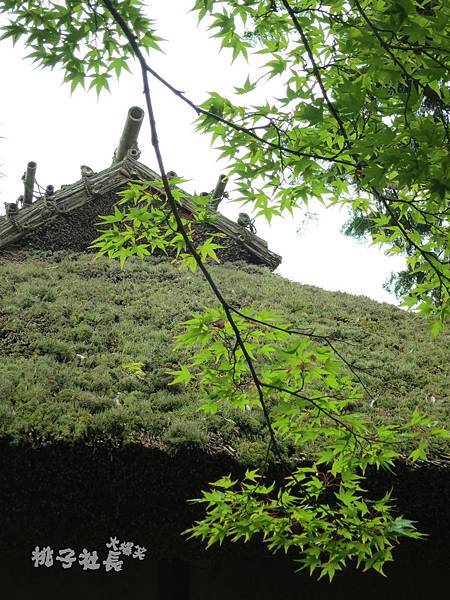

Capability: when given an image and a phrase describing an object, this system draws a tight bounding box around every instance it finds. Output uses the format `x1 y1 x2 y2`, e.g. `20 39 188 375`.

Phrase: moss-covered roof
0 251 448 463
0 250 449 568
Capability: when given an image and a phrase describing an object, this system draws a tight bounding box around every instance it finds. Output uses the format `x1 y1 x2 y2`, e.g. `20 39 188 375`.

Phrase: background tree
0 0 448 580
342 203 440 301
190 0 449 330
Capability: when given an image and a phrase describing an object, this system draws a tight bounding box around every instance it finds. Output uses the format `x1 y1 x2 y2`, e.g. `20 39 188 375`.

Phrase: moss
163 418 209 449
0 251 448 460
234 439 274 467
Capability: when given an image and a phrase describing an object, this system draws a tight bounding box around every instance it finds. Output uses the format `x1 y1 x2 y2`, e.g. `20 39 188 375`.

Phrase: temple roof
0 106 282 269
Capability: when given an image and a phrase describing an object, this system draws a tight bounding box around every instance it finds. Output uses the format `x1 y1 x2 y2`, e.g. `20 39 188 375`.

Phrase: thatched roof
0 253 448 595
0 108 448 596
0 155 281 268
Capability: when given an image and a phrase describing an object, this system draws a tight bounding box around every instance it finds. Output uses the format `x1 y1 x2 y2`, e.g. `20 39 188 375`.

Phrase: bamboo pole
112 106 145 164
23 161 37 206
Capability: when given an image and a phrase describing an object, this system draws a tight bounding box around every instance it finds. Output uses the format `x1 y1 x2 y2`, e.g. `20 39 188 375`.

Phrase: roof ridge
0 156 282 269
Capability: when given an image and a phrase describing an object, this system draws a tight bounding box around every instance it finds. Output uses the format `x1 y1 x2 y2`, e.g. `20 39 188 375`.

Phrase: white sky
0 0 405 304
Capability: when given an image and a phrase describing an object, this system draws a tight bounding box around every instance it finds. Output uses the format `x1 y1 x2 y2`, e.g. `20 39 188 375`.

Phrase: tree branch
281 0 350 145
101 0 376 481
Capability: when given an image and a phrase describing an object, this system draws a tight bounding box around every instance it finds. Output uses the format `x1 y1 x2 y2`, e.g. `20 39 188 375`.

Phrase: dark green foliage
342 210 432 302
0 251 448 459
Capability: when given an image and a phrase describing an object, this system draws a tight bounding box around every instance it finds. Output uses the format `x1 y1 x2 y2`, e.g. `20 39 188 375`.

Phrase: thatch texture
0 158 282 269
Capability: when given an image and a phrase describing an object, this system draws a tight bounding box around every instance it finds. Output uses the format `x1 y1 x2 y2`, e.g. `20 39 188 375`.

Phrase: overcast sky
0 0 406 304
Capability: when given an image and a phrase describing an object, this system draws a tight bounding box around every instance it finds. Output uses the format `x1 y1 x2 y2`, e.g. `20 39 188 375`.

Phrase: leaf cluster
171 304 448 579
90 179 224 270
192 0 450 323
185 467 424 580
0 0 163 94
